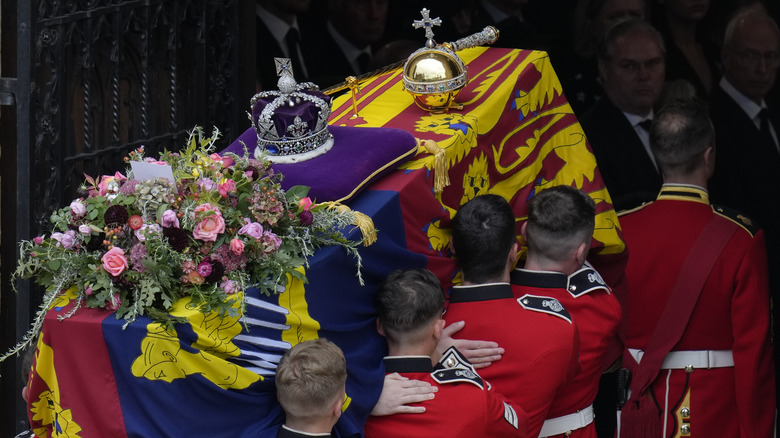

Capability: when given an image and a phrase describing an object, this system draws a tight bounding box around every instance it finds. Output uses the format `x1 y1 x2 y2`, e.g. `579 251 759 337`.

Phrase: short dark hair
597 17 665 61
526 186 596 262
276 338 347 419
451 194 516 283
650 99 714 177
375 269 444 343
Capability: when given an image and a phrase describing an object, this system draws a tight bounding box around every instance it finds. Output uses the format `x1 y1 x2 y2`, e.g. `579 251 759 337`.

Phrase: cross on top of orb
413 8 442 48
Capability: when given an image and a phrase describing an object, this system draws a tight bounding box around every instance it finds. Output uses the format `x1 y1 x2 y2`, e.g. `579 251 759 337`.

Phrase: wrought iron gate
0 1 254 434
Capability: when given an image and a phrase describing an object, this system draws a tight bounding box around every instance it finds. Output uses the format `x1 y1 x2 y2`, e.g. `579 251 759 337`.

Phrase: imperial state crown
249 58 334 164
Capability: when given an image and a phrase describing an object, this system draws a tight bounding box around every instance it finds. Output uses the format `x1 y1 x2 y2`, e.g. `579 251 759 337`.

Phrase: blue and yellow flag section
26 47 627 437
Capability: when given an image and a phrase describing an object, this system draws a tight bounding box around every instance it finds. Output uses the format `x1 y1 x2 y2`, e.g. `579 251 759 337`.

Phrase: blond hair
276 338 347 419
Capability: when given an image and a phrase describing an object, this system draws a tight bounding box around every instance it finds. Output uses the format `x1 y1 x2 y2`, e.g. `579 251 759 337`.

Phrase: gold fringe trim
416 138 450 193
321 202 378 247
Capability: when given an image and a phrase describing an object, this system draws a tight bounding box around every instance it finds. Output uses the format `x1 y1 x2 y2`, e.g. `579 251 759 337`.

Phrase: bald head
722 7 780 103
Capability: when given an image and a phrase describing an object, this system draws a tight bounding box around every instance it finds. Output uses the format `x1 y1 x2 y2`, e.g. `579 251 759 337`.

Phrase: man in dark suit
256 0 312 91
708 6 780 417
472 0 548 50
709 6 780 231
579 18 665 212
303 0 389 89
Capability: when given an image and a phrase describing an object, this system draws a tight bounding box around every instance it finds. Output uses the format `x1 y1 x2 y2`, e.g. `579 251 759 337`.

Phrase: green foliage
4 126 369 363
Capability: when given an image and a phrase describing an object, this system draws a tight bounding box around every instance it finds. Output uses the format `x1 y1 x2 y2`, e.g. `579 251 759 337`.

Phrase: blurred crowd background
255 0 779 114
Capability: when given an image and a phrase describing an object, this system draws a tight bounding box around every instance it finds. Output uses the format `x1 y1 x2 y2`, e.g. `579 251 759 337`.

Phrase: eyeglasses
729 48 780 68
607 57 665 74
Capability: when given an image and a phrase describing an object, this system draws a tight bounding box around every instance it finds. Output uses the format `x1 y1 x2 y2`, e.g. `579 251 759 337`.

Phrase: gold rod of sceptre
321 26 500 96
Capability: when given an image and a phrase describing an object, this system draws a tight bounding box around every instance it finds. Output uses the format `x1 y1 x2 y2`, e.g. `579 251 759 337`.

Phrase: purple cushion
221 125 418 203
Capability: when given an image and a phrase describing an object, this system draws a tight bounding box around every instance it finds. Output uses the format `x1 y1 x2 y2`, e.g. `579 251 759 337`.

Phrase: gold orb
403 46 467 112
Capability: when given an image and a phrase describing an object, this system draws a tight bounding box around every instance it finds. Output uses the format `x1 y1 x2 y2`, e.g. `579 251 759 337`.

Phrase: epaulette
567 263 611 297
432 347 485 390
517 294 572 323
712 204 760 237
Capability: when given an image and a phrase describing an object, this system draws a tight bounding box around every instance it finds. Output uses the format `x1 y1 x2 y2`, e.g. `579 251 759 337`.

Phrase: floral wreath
2 127 375 361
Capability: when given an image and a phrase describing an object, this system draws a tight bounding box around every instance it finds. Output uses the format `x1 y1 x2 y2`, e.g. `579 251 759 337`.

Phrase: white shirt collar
452 282 509 289
256 5 300 56
326 21 371 75
720 77 767 122
623 110 653 127
281 425 331 437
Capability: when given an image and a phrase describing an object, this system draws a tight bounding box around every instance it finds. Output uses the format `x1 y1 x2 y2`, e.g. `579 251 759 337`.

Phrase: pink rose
161 209 180 228
220 280 238 294
70 200 86 218
298 197 313 211
52 230 77 249
218 179 237 197
78 224 92 235
102 247 129 277
33 236 44 245
192 204 225 242
208 154 234 168
230 238 245 255
238 218 264 239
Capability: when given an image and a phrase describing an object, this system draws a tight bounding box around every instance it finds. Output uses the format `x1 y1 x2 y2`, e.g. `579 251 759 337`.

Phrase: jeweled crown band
250 58 333 164
256 127 332 156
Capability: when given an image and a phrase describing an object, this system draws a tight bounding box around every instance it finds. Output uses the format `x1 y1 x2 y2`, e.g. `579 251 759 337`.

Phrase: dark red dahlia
298 210 314 226
204 260 225 284
104 205 129 227
163 226 189 251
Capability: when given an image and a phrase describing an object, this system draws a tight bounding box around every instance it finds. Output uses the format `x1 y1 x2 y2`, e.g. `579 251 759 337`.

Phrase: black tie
356 52 370 75
285 29 303 78
638 119 653 133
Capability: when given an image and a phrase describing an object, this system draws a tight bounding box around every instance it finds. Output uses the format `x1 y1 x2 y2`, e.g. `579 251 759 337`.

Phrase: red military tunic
510 262 622 438
363 347 526 438
619 185 776 437
444 283 579 437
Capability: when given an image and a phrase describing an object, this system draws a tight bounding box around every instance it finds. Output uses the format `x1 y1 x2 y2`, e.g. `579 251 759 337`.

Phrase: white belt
539 404 594 437
628 348 734 369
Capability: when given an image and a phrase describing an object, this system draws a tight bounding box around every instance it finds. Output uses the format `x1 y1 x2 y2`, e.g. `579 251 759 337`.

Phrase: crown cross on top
413 8 442 47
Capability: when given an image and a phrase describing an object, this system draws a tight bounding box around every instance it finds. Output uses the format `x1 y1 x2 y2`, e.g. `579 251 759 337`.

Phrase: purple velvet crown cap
251 89 331 143
249 82 334 163
222 125 418 204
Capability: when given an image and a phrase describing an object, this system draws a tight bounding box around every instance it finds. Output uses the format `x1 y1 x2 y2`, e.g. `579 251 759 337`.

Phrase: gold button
445 357 456 368
681 424 691 435
680 407 690 418
684 365 694 373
